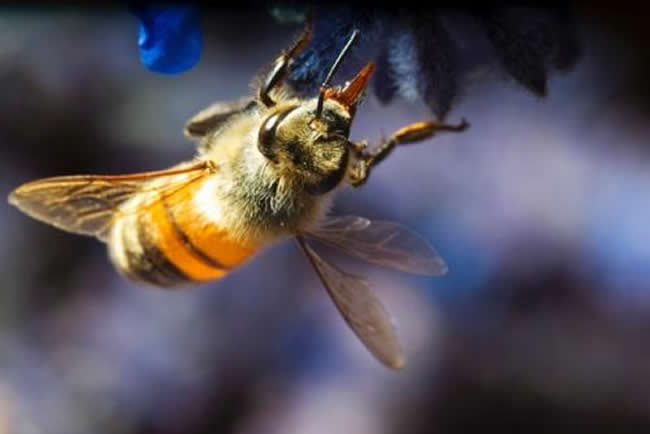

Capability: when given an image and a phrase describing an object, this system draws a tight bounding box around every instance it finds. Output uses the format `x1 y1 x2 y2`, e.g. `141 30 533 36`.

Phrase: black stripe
162 199 231 271
122 215 191 288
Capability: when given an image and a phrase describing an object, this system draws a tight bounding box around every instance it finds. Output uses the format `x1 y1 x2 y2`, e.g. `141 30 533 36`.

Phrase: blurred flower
129 4 580 120
130 4 202 74
287 5 581 120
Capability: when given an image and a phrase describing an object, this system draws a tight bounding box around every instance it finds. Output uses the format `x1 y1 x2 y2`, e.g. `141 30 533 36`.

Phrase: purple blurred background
1 6 650 434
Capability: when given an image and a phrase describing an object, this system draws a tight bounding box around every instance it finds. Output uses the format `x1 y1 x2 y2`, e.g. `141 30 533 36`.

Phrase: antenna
315 29 359 119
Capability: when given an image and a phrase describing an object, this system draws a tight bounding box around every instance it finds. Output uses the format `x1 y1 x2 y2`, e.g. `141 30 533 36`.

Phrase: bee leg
258 13 313 107
348 119 469 187
348 139 368 156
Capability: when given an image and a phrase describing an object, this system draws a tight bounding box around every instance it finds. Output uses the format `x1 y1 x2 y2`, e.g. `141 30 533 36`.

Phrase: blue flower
130 5 202 74
128 5 580 119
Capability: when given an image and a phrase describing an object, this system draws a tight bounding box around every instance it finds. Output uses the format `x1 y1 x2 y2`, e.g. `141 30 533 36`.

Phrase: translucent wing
296 235 404 370
8 161 215 241
306 216 448 276
184 97 255 139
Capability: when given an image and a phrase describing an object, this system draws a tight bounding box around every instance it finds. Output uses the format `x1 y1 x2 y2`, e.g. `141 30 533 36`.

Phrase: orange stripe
176 214 256 269
149 200 226 281
162 199 232 271
167 180 258 270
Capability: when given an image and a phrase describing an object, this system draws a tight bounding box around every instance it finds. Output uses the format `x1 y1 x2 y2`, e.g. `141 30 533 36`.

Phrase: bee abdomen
127 213 195 287
109 201 233 289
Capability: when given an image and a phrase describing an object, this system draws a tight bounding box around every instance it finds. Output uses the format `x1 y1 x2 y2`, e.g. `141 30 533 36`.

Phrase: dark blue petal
131 5 202 75
288 6 381 96
282 6 580 120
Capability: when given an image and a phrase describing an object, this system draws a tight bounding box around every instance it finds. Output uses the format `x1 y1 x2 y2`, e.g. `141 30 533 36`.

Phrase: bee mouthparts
323 61 375 111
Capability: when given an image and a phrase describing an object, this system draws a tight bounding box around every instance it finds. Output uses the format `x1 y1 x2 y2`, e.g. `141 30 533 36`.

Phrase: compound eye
257 106 296 161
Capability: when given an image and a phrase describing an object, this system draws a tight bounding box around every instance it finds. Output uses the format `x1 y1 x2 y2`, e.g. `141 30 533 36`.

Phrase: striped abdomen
108 180 256 288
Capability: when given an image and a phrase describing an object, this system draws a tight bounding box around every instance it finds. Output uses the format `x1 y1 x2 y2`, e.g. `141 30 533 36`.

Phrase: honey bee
8 21 468 370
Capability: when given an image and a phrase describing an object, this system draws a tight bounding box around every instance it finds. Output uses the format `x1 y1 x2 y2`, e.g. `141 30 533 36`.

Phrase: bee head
256 62 374 195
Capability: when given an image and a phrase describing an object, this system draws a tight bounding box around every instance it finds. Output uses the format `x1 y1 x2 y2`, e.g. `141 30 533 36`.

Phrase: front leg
348 119 469 187
258 14 313 107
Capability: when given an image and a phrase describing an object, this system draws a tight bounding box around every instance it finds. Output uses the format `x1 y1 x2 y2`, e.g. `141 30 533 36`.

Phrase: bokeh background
1 5 650 434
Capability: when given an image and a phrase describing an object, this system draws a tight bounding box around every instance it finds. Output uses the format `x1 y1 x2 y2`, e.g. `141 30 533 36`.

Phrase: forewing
184 97 255 138
8 162 213 241
296 236 404 370
307 216 448 276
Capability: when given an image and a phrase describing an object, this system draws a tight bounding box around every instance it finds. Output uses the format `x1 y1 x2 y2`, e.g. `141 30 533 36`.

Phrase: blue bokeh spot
132 5 202 75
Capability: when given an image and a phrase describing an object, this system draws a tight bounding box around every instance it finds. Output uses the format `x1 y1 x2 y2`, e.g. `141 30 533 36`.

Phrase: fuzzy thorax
194 94 354 248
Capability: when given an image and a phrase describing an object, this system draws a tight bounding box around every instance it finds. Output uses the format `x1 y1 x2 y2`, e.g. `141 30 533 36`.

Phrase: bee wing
296 235 404 370
306 216 448 276
184 97 256 138
8 161 214 241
